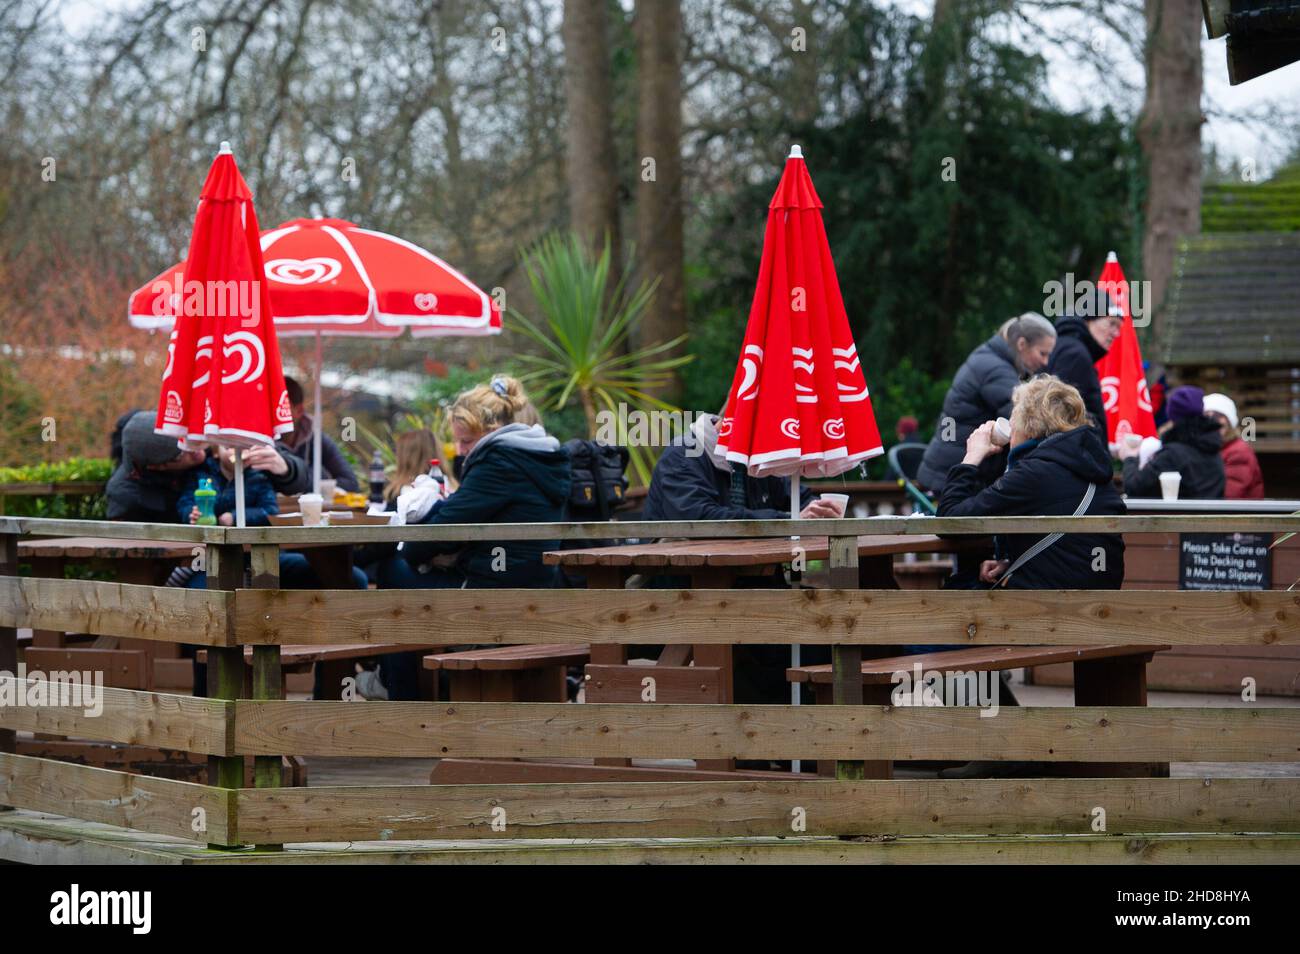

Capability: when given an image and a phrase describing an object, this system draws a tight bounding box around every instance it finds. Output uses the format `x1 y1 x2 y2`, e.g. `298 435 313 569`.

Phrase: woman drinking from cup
937 374 1126 589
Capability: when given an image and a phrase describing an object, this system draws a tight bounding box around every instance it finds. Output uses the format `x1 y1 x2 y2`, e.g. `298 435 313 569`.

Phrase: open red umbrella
716 144 883 499
154 142 292 526
1094 252 1156 443
715 146 883 737
131 217 502 491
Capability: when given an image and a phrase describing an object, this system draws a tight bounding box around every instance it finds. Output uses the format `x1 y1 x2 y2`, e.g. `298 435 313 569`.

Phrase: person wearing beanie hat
1117 385 1225 499
1204 392 1265 499
1046 297 1120 441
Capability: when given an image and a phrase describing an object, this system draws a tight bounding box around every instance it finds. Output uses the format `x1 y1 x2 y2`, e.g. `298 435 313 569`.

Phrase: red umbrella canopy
154 145 292 450
716 147 883 477
128 218 502 338
1094 252 1157 442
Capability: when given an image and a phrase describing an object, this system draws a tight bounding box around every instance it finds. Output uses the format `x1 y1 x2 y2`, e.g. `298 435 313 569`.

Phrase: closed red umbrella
1094 252 1156 443
154 142 292 526
716 145 883 496
715 146 883 736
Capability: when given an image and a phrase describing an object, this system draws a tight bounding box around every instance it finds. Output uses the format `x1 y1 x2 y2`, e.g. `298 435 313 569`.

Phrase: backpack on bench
559 440 630 568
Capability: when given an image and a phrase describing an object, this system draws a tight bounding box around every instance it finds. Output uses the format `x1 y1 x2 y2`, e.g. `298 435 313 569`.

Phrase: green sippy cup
194 477 217 526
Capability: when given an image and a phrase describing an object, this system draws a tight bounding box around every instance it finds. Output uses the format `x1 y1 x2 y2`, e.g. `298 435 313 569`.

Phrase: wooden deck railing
1 514 1298 861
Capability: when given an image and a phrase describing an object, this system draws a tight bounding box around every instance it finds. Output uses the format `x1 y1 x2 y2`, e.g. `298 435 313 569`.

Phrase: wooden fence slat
233 777 1300 843
0 680 231 755
0 577 233 646
0 753 232 843
235 587 1300 647
231 701 1300 761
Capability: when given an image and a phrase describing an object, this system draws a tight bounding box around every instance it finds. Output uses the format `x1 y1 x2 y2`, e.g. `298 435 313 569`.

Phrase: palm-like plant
508 232 692 483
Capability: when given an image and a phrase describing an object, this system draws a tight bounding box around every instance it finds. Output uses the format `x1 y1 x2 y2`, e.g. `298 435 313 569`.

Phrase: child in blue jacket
176 446 279 526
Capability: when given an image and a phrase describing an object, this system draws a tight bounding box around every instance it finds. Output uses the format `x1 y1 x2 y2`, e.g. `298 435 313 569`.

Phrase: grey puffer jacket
917 335 1022 493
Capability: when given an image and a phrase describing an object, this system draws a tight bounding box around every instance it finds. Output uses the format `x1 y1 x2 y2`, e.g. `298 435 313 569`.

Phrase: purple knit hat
1165 385 1205 423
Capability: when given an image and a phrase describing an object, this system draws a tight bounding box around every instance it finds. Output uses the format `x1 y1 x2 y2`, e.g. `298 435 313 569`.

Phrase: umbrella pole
234 448 247 528
313 330 323 495
790 471 800 775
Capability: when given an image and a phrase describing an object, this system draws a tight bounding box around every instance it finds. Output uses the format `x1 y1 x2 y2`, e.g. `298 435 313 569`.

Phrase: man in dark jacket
399 423 571 588
106 410 313 522
917 315 1056 493
1120 386 1225 499
1046 312 1120 438
280 376 361 491
641 414 831 521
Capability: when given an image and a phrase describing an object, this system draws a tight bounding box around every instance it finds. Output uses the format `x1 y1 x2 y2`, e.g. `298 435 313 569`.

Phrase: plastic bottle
427 458 446 488
194 477 217 526
368 450 386 503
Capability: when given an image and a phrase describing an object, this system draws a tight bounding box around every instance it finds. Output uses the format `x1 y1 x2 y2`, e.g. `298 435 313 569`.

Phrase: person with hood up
1203 392 1265 499
641 412 838 522
938 374 1126 589
917 312 1057 494
385 376 571 590
1046 302 1121 437
1119 386 1225 500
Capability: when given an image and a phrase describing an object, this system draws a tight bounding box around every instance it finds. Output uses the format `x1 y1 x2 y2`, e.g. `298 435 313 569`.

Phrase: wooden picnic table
545 532 987 772
16 533 361 691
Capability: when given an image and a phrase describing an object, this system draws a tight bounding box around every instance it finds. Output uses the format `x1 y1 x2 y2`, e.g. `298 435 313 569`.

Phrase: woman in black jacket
938 374 1126 589
1119 386 1224 499
1046 310 1121 438
384 376 571 590
917 313 1057 493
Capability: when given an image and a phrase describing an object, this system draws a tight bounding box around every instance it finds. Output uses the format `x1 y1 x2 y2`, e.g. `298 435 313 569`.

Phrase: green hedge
0 457 113 518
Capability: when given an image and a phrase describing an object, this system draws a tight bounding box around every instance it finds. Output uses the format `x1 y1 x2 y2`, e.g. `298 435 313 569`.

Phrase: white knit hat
1202 392 1238 429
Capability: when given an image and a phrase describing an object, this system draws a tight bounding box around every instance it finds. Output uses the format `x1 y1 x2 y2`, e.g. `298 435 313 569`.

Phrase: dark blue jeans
373 555 466 700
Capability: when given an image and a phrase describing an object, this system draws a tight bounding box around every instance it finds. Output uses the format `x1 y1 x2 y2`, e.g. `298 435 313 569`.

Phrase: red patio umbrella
154 142 292 526
714 145 883 737
1094 251 1156 443
131 217 502 491
716 145 884 496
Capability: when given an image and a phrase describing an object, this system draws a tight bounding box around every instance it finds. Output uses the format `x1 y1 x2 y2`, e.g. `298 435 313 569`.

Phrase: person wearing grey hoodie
394 422 572 588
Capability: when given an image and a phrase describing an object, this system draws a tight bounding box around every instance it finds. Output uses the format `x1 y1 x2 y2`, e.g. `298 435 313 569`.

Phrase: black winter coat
400 438 571 587
1122 416 1225 500
1047 316 1108 436
937 425 1126 589
917 335 1022 493
642 442 815 521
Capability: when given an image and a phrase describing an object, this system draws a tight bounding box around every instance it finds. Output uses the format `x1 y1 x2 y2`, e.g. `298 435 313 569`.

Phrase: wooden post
0 532 17 811
249 543 283 851
205 544 246 795
828 534 865 781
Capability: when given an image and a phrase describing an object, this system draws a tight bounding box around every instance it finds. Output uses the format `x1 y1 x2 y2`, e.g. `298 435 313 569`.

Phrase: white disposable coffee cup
1158 472 1181 501
299 493 324 526
991 418 1012 447
819 493 850 515
319 478 337 501
1124 432 1143 449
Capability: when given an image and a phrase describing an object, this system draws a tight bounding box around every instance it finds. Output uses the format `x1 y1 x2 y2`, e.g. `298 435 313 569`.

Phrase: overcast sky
58 0 1300 175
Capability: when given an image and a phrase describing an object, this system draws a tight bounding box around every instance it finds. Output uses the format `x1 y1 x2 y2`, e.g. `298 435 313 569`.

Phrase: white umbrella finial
218 140 233 155
788 144 803 159
1106 250 1118 263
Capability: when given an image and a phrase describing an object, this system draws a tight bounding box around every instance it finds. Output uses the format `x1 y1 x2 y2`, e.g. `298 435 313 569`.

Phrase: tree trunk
562 0 622 280
633 0 686 401
1137 0 1203 361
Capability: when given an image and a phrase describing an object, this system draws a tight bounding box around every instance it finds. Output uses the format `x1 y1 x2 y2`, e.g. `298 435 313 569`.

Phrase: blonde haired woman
937 374 1125 589
382 375 570 590
383 429 439 504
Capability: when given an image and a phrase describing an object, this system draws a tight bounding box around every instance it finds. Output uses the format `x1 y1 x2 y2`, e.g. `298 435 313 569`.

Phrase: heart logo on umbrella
780 418 800 440
265 257 342 285
221 331 266 385
414 293 439 311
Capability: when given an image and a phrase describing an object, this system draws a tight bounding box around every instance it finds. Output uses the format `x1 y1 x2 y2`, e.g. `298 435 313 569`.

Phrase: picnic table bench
423 644 590 702
788 643 1171 778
